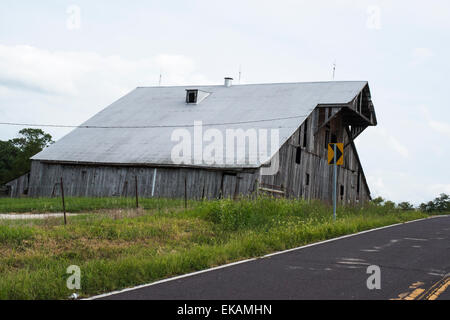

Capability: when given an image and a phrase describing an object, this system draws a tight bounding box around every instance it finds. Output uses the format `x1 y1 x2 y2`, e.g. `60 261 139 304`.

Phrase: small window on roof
186 90 198 103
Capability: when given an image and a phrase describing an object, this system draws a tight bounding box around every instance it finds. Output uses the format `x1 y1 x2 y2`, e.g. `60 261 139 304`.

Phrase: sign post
333 143 337 221
328 143 344 221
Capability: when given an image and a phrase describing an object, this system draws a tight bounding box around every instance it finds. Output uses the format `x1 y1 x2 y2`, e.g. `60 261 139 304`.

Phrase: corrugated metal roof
32 81 368 168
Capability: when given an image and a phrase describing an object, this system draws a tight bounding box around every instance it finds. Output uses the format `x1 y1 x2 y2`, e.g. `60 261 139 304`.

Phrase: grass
0 196 436 299
0 196 187 213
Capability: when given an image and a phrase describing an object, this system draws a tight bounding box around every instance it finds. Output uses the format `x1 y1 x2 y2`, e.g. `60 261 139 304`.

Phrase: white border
86 215 448 300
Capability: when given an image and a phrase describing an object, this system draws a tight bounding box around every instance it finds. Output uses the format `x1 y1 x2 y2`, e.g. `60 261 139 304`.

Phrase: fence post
135 175 139 209
184 177 187 209
60 177 67 225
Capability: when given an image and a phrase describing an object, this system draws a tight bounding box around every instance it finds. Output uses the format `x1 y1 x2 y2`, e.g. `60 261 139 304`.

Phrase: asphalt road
96 215 450 300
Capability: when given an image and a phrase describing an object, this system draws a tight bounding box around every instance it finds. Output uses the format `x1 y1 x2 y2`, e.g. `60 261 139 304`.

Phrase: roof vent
224 77 233 87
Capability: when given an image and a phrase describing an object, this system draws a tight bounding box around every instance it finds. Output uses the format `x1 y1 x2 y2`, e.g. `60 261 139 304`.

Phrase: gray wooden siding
4 173 30 198
28 161 259 199
26 107 371 202
259 107 371 204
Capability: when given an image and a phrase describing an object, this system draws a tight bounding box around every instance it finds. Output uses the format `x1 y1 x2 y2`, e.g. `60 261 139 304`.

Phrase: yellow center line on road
391 281 424 300
419 276 450 300
403 288 425 300
392 275 449 300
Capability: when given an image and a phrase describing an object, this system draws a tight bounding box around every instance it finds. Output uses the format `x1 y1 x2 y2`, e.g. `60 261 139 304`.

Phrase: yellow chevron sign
328 143 344 165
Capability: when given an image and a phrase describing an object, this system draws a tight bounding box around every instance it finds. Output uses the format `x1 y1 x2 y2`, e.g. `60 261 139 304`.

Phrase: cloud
0 45 210 142
427 184 450 197
366 171 413 203
428 120 450 136
419 105 450 137
0 45 208 97
366 175 385 196
0 45 80 94
371 127 409 158
366 170 450 205
387 136 409 158
410 47 434 66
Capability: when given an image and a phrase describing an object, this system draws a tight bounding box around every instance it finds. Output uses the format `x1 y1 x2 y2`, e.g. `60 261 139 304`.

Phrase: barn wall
259 107 371 204
28 161 259 199
27 108 371 202
4 172 30 198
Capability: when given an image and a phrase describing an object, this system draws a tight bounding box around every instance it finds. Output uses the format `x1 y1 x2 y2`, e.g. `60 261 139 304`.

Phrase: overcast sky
1 0 449 204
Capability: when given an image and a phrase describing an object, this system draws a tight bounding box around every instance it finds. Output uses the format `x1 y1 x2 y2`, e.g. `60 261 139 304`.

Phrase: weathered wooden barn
3 172 29 198
14 79 377 203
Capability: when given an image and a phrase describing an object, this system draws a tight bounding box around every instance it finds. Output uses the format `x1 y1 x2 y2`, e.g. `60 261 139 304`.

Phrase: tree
371 196 385 206
0 128 53 184
419 194 450 213
383 200 396 210
397 201 414 211
419 201 435 213
433 193 450 212
0 141 20 183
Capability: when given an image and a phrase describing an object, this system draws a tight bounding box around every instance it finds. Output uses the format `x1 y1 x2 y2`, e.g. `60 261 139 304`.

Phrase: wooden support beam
258 187 285 195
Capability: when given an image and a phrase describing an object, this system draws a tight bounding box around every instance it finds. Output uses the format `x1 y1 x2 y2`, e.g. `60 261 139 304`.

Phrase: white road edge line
86 214 448 300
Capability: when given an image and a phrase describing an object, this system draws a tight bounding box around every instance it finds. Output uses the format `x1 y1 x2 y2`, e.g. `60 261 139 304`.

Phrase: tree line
0 128 53 184
371 194 450 213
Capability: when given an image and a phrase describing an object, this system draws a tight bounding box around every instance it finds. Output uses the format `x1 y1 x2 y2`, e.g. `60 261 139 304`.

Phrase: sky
0 0 449 205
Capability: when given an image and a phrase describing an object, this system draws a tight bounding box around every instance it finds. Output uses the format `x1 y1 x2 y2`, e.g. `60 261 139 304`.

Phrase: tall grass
0 196 432 299
0 197 188 213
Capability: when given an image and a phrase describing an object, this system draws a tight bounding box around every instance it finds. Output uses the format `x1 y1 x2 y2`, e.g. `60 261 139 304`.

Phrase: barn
11 79 377 203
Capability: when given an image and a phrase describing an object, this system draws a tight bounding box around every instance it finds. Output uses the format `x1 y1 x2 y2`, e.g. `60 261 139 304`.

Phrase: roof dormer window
185 89 210 105
186 89 198 104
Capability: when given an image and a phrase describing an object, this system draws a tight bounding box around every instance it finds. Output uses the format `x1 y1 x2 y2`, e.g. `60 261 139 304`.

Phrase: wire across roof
32 81 368 168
